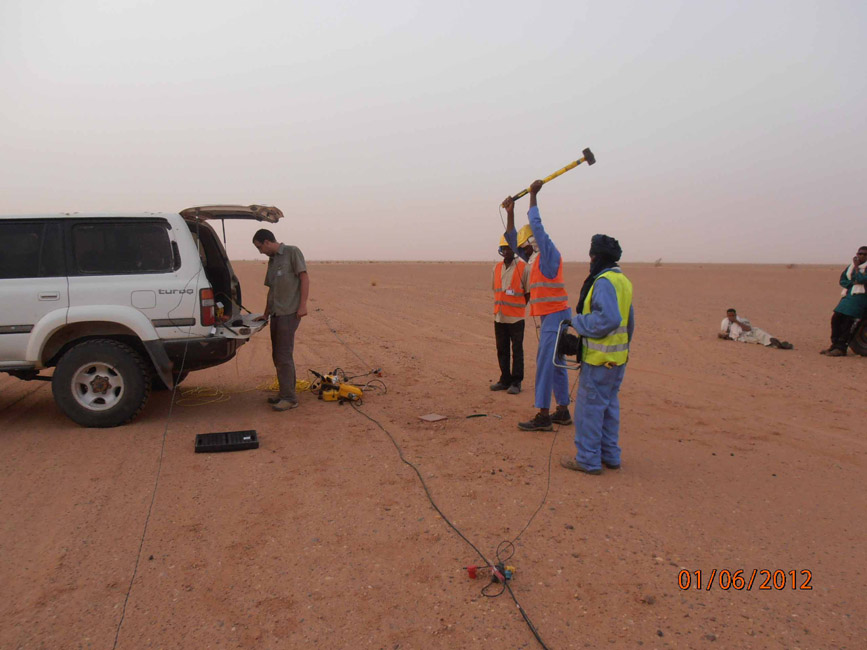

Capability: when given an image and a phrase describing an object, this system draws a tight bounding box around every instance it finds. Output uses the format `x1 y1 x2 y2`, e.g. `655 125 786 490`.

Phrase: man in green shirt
822 245 867 357
253 229 309 410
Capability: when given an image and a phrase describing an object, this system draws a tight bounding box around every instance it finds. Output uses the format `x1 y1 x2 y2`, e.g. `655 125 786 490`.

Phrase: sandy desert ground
0 260 864 650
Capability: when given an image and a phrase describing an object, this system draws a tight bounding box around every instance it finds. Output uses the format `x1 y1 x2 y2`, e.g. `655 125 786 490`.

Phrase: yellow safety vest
581 270 633 366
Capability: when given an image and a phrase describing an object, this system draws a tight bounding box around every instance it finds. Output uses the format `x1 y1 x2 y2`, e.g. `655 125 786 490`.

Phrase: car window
72 221 173 275
0 221 65 279
40 222 65 277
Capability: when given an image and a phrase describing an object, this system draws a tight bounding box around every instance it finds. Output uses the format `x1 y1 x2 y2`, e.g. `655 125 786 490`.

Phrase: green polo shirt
265 244 307 316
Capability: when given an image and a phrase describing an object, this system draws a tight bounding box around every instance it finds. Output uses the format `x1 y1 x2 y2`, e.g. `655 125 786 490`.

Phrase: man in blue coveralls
503 180 573 432
560 235 635 475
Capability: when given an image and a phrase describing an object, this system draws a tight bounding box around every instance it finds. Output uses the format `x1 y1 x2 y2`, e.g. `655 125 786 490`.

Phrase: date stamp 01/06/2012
678 569 813 591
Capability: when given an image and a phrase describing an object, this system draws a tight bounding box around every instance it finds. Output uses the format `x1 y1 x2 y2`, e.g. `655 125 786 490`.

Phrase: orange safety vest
528 255 569 316
493 260 527 317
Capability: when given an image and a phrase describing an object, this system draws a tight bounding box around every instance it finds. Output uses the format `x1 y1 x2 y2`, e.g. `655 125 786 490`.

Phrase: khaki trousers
270 314 300 401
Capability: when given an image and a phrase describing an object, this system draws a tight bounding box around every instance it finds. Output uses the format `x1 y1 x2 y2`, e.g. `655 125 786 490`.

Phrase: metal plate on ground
418 413 448 422
195 430 259 453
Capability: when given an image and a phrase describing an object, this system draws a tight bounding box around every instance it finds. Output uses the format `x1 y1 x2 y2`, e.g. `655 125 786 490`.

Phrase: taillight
200 288 215 326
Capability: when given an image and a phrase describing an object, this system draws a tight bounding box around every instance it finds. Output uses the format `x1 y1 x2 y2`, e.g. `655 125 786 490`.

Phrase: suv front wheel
53 339 152 428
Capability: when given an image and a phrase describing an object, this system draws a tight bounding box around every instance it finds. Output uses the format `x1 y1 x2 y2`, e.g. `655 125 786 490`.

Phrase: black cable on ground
508 365 580 549
0 383 47 413
316 304 492 561
321 304 586 650
350 402 489 565
480 360 582 610
111 390 174 650
509 426 558 547
112 223 203 650
350 401 552 650
506 581 550 648
314 307 372 369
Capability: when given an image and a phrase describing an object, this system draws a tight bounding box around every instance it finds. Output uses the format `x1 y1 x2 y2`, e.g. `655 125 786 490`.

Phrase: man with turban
560 234 635 475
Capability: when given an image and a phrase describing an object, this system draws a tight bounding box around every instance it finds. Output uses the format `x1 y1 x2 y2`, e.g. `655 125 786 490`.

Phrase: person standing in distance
253 229 309 411
560 235 634 475
491 235 530 394
503 180 573 431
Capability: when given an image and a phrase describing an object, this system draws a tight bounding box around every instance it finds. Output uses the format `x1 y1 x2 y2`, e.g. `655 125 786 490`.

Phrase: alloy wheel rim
71 362 125 411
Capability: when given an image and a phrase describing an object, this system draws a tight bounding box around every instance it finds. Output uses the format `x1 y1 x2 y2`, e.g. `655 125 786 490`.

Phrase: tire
152 369 190 391
52 339 151 428
849 320 867 357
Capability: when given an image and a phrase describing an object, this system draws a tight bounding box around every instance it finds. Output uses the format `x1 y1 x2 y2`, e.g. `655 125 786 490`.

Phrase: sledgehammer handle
510 148 596 202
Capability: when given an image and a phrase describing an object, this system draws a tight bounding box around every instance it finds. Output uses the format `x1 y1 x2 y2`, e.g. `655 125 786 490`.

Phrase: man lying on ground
718 308 792 349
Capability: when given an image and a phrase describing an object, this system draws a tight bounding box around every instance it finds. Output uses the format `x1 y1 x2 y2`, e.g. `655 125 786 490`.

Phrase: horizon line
232 259 846 267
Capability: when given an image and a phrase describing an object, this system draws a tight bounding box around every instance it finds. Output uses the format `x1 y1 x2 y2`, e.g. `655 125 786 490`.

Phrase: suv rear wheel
52 339 151 427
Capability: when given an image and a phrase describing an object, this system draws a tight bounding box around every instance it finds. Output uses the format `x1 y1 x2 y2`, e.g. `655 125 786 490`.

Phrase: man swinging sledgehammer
503 181 573 431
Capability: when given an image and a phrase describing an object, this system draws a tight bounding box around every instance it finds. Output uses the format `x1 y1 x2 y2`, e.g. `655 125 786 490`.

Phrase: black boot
518 411 553 432
550 406 572 426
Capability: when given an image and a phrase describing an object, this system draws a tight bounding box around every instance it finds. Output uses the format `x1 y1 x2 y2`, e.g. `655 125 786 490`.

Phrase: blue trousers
534 311 572 409
573 362 627 471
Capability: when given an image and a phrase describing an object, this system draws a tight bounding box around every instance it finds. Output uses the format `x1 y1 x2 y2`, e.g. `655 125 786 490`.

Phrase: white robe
720 316 773 346
842 261 867 296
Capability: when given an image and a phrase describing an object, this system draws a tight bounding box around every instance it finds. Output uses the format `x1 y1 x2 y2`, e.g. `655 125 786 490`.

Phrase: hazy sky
1 1 864 263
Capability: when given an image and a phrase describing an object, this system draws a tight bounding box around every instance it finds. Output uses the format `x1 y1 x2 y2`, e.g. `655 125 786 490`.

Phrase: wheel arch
40 322 175 390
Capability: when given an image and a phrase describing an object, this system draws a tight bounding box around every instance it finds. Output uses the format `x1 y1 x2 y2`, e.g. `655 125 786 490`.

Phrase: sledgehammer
510 148 596 202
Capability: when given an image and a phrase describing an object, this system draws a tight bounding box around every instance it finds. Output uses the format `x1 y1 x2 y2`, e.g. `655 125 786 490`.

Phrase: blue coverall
570 269 635 471
505 206 571 410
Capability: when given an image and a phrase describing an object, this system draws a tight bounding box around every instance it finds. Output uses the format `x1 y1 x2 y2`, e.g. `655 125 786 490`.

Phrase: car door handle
38 292 60 301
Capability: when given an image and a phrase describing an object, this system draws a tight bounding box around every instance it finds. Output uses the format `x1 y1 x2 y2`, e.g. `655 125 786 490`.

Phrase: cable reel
554 320 582 370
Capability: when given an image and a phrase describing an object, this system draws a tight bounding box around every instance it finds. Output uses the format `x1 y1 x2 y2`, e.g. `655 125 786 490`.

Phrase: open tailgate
180 205 284 223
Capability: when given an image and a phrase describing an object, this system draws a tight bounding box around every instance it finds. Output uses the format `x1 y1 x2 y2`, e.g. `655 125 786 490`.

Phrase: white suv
0 205 278 427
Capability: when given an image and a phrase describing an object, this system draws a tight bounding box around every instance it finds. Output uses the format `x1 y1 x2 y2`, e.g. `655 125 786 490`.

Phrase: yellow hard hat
517 224 534 248
499 235 508 248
